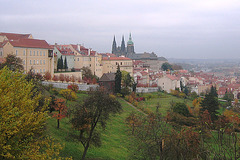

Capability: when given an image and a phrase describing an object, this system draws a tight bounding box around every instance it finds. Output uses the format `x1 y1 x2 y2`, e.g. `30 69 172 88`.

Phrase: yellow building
0 32 54 75
102 56 133 76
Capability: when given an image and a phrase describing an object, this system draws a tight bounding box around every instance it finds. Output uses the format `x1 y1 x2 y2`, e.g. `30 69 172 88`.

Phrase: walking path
120 98 147 116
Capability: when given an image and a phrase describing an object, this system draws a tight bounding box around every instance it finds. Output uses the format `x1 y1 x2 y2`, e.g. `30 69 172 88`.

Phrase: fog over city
1 0 240 59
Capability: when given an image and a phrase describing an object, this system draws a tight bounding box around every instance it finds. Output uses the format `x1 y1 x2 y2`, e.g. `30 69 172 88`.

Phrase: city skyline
1 0 240 59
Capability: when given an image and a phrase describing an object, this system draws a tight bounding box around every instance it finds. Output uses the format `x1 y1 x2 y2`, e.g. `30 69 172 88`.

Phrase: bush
67 84 79 92
59 89 77 101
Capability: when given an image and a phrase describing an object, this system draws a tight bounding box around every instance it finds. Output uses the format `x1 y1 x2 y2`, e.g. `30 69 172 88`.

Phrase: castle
111 33 168 71
112 33 135 57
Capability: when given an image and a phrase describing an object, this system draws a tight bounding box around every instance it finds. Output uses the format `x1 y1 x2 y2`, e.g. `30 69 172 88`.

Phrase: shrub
59 89 77 101
67 84 79 92
59 74 65 82
52 75 59 81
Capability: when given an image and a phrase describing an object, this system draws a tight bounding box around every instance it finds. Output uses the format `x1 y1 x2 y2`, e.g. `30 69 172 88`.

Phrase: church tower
127 33 134 54
112 35 117 54
120 35 126 56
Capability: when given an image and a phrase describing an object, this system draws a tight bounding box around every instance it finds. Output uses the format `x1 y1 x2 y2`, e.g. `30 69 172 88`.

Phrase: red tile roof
166 74 178 81
0 32 31 40
102 57 132 60
56 46 75 56
9 39 51 49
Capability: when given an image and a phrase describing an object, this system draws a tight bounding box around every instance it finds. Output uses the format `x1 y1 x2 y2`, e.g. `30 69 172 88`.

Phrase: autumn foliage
52 98 68 128
0 67 68 159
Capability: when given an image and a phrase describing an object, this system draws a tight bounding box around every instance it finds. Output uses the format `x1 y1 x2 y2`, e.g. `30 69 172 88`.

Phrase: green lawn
46 95 143 160
138 92 194 115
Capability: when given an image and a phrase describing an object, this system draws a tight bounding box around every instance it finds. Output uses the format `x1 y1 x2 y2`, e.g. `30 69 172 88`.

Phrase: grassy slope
46 92 200 159
138 92 194 115
46 95 141 160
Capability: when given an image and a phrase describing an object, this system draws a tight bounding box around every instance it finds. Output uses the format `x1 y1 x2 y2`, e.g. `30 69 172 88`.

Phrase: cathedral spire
120 35 126 55
112 35 117 54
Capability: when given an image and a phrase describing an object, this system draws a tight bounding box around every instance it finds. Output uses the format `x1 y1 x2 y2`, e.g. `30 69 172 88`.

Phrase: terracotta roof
166 74 178 81
56 46 75 56
9 39 51 49
0 32 31 40
102 57 132 60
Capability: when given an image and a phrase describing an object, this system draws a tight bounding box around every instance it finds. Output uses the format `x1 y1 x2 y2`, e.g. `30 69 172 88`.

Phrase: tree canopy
161 62 172 71
201 86 219 121
0 67 65 159
0 54 24 71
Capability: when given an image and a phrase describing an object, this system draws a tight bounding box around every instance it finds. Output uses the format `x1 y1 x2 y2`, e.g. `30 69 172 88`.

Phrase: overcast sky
1 0 240 59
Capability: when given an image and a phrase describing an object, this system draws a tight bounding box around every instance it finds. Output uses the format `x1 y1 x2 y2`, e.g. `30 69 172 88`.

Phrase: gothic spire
112 35 117 54
120 35 126 54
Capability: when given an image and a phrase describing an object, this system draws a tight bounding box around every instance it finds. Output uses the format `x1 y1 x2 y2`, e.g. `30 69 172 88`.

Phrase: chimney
88 48 91 56
77 44 80 52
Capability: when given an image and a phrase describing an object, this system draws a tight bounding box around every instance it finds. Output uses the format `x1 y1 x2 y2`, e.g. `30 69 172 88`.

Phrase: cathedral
112 33 135 57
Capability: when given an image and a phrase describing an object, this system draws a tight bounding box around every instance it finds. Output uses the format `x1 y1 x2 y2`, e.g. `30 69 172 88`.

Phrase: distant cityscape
1 31 240 97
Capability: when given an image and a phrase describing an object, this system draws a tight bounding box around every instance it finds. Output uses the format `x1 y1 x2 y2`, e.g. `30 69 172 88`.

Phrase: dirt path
120 98 147 116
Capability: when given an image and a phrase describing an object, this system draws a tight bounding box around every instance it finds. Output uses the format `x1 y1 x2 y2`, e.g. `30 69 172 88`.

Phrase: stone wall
136 87 158 93
42 81 98 91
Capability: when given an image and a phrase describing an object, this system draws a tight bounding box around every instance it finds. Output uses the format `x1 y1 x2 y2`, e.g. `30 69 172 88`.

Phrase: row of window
16 50 46 56
28 60 46 65
32 69 46 73
115 62 132 65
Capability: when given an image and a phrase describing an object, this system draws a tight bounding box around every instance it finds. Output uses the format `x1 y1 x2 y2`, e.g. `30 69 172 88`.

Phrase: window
36 69 38 73
90 64 91 67
43 69 45 73
78 58 79 61
43 52 45 56
33 60 35 65
116 62 117 65
40 51 42 56
0 51 2 56
23 50 26 56
30 60 32 64
121 62 122 65
16 50 18 56
43 60 45 64
30 51 32 56
40 60 42 64
23 60 25 65
37 51 39 56
37 60 39 64
33 51 35 56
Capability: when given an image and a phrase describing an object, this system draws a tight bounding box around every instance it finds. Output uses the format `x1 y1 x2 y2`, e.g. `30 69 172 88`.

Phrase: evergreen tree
201 86 219 121
60 56 63 70
57 58 61 71
115 64 122 94
64 56 68 70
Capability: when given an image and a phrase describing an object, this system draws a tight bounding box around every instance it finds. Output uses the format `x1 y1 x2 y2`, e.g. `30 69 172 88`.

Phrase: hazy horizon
1 0 240 59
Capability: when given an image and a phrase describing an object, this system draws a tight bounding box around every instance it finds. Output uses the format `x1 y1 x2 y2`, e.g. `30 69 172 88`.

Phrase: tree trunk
57 119 60 129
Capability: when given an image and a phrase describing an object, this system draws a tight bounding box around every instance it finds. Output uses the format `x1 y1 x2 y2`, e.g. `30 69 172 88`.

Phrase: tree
200 88 219 121
161 62 172 71
0 67 66 159
70 88 122 160
52 98 68 129
172 102 190 117
122 71 132 87
57 56 64 71
115 64 121 94
59 74 65 82
44 71 51 81
81 66 93 80
64 56 68 70
0 54 24 71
